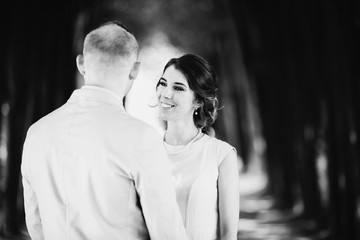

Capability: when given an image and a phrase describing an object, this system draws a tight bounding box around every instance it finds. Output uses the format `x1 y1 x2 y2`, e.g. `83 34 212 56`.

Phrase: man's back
22 86 187 239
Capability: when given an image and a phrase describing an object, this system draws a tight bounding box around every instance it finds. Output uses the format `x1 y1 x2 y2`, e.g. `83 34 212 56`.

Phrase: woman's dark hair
158 54 220 131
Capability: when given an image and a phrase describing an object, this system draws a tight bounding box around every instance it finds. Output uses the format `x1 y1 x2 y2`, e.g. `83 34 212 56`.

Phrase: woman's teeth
161 103 174 108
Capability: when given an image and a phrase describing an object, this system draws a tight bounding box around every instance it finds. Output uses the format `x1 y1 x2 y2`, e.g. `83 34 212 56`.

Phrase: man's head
76 21 140 96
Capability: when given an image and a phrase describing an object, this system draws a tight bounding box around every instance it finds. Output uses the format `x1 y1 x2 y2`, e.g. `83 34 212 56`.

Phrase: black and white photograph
0 0 359 239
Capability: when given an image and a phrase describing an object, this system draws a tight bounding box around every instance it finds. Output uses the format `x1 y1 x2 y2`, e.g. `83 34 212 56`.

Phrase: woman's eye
158 81 167 87
174 86 185 91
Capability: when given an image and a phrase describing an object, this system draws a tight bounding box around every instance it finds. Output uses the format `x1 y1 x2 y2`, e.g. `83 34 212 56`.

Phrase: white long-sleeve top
21 86 188 240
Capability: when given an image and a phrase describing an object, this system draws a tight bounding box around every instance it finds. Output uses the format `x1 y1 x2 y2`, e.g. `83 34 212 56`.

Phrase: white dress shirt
21 86 188 240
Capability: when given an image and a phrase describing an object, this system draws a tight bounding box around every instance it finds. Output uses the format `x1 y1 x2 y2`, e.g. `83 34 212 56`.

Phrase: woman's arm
218 149 240 240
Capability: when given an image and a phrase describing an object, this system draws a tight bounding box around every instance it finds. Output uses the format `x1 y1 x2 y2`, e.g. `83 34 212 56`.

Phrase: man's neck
85 83 125 99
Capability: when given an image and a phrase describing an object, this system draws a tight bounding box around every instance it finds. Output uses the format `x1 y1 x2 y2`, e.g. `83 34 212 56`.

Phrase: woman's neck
165 122 200 146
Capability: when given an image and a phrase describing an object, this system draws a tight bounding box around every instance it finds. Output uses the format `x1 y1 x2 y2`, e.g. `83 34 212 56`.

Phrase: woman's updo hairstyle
161 54 220 131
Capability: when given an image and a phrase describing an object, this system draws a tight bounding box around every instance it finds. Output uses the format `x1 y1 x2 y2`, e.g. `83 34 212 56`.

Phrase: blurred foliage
78 0 235 55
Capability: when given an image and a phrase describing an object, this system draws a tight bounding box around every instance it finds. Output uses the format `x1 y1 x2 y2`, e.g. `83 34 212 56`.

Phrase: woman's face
156 65 197 124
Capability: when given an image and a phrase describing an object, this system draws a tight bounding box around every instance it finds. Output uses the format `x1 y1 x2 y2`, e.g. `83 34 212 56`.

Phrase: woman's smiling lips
160 102 175 108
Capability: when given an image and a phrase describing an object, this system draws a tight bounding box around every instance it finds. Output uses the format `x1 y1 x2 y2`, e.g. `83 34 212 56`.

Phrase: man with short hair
21 21 188 240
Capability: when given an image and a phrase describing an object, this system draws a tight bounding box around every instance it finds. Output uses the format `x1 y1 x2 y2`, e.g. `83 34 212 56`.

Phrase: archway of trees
0 0 359 239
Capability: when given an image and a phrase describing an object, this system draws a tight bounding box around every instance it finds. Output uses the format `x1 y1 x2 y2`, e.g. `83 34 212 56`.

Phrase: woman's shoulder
203 134 236 164
204 134 234 150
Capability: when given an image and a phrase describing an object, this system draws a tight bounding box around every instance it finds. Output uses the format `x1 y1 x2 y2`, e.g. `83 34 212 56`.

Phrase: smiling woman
158 54 219 134
155 53 240 240
156 65 196 128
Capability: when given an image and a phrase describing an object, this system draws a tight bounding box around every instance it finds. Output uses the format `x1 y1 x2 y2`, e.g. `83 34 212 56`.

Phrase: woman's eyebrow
160 77 187 88
174 82 187 88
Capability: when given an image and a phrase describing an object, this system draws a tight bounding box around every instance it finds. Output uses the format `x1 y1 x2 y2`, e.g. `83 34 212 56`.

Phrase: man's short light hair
83 21 139 63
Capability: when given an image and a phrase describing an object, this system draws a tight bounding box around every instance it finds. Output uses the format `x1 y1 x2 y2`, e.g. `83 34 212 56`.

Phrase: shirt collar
68 85 125 109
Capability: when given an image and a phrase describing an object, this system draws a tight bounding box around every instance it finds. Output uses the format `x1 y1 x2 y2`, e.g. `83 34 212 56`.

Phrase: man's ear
76 54 85 76
129 61 141 80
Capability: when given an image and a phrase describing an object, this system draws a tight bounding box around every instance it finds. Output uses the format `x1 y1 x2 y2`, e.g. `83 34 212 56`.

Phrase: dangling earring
194 107 198 115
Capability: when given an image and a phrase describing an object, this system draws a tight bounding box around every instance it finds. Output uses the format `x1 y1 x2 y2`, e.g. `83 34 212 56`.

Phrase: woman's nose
163 87 173 99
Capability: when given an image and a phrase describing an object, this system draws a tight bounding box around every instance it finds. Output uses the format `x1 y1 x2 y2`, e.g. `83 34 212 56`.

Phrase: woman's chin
158 113 173 122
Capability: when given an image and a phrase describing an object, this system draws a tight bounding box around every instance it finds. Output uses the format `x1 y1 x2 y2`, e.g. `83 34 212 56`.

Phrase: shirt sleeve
132 127 188 240
21 132 45 240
